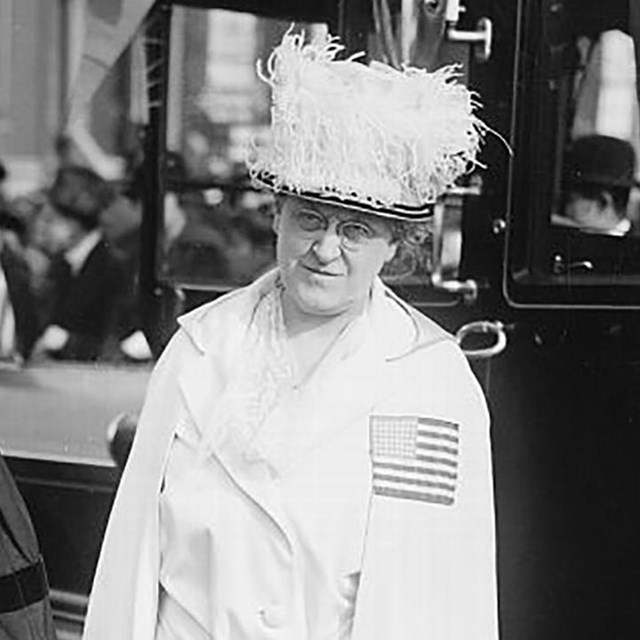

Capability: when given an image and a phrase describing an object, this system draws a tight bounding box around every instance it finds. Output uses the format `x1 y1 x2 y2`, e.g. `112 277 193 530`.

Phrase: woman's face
273 195 397 318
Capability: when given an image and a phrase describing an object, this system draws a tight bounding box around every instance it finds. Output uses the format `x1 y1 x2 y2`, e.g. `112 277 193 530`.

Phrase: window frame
504 0 640 309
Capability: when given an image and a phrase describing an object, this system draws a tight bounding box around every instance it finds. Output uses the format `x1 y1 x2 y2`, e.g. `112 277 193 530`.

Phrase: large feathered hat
247 29 486 221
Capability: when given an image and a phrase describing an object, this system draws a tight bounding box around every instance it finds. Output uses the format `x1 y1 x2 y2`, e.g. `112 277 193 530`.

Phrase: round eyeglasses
290 208 388 250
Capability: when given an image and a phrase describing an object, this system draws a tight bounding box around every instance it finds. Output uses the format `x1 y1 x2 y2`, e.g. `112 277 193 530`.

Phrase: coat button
258 604 287 628
244 448 263 463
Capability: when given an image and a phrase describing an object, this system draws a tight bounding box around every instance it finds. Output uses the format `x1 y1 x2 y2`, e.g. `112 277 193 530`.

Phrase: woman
83 30 498 640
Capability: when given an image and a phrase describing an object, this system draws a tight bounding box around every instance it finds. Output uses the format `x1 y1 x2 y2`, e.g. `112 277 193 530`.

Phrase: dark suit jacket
47 239 127 361
0 243 39 360
0 452 56 638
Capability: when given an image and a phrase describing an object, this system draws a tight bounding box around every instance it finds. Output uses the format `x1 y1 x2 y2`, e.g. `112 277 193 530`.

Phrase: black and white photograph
0 1 638 639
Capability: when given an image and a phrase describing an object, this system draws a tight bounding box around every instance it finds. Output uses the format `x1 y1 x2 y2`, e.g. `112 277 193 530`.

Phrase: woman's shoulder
373 282 455 360
175 269 279 353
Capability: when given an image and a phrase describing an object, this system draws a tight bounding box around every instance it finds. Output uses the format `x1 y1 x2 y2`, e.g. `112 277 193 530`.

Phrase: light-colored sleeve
352 341 499 640
82 331 189 640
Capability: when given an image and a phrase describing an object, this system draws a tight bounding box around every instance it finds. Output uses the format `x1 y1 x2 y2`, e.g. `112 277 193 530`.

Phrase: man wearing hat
35 165 127 360
559 134 639 236
83 30 498 640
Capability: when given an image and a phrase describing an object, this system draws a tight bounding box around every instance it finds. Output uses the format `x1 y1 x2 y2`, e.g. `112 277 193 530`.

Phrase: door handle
429 198 479 304
456 320 507 359
444 1 493 61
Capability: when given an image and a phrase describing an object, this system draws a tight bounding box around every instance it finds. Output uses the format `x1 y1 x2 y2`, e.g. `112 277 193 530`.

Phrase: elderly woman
83 31 498 640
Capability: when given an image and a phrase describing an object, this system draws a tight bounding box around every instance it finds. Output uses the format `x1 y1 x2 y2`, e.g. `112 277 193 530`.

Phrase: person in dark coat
0 452 56 639
35 166 127 361
0 215 40 362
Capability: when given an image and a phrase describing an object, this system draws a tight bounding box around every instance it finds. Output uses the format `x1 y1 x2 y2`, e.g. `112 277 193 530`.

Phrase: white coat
82 270 498 640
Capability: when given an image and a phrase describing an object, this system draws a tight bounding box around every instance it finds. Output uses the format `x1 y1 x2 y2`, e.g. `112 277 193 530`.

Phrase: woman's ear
383 240 399 264
272 195 284 234
272 209 282 235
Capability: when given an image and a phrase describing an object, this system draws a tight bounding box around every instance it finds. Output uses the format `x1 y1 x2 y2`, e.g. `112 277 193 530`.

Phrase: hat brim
566 173 640 189
253 171 435 221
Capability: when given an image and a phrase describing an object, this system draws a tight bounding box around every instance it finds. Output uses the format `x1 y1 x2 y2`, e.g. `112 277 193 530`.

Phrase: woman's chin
286 286 350 318
296 296 345 317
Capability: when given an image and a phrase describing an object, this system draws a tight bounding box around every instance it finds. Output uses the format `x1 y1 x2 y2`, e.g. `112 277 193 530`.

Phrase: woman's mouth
302 265 341 277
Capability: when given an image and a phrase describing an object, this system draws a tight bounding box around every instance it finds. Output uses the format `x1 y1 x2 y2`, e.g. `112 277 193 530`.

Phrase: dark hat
564 135 639 189
48 166 115 229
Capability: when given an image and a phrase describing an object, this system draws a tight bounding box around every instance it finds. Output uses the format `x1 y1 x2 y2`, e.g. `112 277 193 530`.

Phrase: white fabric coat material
82 270 499 640
157 287 375 639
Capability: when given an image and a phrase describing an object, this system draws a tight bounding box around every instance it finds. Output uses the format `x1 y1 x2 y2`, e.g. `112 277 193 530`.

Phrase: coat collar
173 271 453 552
176 269 278 354
176 268 452 362
64 229 102 275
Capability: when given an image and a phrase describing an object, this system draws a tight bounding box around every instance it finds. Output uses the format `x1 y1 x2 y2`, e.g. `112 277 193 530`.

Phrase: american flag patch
370 415 460 506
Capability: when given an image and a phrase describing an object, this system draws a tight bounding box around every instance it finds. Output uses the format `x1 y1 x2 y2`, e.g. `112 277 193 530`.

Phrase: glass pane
0 180 151 366
549 26 640 279
507 3 640 306
1 47 153 366
160 8 327 288
160 6 477 293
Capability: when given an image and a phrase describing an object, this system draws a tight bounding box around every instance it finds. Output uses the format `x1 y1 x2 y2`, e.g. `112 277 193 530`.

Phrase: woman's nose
311 227 342 262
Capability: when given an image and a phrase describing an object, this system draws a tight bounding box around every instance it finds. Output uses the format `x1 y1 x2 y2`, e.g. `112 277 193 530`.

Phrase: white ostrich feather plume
247 29 487 213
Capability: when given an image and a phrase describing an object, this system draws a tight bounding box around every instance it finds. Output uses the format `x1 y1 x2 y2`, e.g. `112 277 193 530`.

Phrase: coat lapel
176 287 297 552
172 273 451 555
176 352 224 438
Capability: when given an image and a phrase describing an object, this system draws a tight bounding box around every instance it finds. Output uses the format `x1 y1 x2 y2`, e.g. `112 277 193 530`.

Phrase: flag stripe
417 417 459 431
415 441 458 456
374 415 458 431
416 430 459 444
375 486 454 505
415 453 458 468
373 479 454 501
371 459 458 480
373 472 455 492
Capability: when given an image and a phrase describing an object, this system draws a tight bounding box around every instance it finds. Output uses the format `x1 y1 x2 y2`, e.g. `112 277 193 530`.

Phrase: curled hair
387 218 432 245
381 218 433 281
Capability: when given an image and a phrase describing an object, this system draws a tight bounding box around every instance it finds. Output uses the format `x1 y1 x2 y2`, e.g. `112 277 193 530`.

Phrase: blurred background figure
10 192 51 293
98 168 148 361
556 134 639 236
34 166 128 361
160 151 229 282
0 160 9 211
158 151 276 286
0 211 40 363
0 160 40 362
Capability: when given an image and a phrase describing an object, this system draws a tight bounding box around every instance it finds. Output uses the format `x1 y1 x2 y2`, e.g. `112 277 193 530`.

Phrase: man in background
556 134 639 236
550 135 640 275
35 166 127 361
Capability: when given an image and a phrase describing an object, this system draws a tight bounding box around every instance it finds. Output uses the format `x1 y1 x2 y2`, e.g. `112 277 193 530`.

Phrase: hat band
254 171 435 221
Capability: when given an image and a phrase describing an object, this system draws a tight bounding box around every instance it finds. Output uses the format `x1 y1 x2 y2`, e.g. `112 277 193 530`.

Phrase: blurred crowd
0 149 276 366
0 159 142 364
